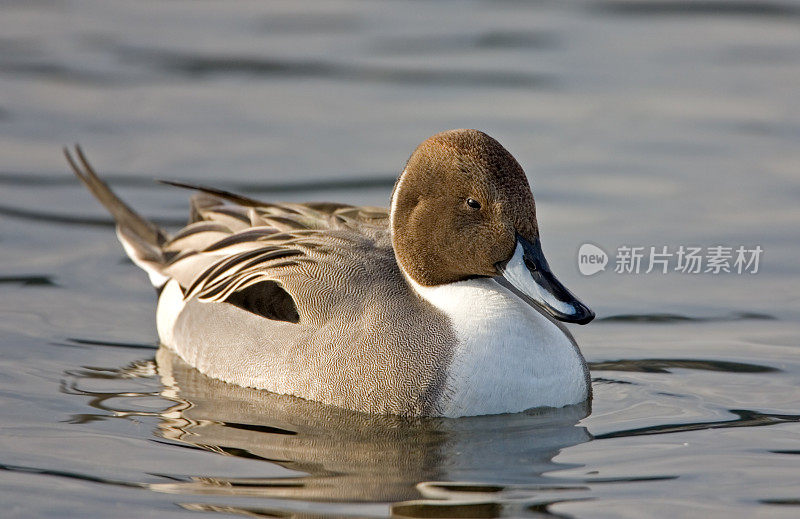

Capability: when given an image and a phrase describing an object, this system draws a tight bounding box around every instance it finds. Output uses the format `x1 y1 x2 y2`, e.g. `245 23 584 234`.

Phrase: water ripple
373 31 558 55
0 170 395 191
0 171 153 187
179 502 384 519
0 275 56 286
119 46 557 89
0 462 146 489
0 203 182 228
589 358 779 374
0 61 118 84
60 338 158 351
761 498 800 506
593 1 800 18
598 312 775 323
391 499 564 518
596 409 800 439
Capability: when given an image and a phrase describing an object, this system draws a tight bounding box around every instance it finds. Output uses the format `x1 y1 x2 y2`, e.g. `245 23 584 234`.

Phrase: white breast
411 277 589 417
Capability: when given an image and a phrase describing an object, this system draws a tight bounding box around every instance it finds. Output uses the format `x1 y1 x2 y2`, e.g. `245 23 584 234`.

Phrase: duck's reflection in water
153 347 591 516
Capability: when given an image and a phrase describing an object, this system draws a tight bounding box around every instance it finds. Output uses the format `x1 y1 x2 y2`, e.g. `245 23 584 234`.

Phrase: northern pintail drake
67 129 594 417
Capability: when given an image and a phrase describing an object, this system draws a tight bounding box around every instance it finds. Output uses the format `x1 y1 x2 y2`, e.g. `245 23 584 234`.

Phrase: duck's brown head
391 129 593 324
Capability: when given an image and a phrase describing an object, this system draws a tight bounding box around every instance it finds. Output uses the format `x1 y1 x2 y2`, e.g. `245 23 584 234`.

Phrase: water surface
1 1 800 517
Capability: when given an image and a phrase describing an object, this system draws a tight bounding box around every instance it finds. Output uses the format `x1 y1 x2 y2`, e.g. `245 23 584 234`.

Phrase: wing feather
138 181 392 324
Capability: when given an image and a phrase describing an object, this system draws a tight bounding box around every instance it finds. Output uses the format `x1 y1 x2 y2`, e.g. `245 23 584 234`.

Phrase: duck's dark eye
466 198 481 210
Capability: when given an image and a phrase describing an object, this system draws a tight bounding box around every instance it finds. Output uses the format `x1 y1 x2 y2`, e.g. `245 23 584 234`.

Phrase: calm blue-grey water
2 1 800 517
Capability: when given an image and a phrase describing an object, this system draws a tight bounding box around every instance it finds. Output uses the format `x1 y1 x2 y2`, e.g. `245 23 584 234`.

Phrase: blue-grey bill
497 235 595 325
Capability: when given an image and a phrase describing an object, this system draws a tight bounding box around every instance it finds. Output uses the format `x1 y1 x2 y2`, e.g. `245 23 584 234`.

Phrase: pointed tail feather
65 145 170 287
157 179 269 208
65 145 167 246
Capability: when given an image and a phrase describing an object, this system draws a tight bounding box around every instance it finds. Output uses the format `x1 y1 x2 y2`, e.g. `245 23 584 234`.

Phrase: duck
66 129 594 418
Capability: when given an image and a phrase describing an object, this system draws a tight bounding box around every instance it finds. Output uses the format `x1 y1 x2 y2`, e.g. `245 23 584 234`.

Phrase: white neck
388 168 407 235
408 276 589 417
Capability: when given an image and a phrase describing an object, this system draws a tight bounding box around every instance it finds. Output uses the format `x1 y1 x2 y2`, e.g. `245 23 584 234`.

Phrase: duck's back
158 193 456 416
